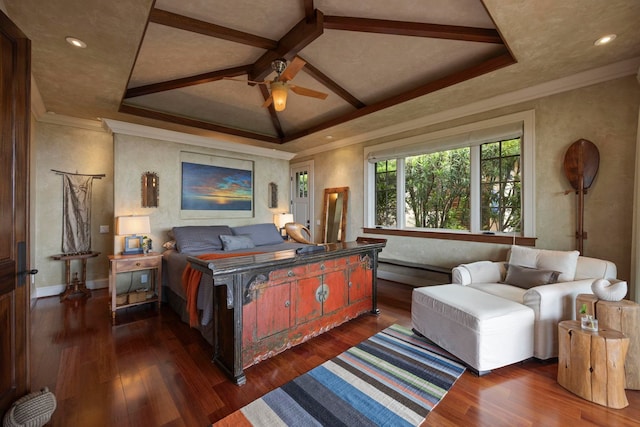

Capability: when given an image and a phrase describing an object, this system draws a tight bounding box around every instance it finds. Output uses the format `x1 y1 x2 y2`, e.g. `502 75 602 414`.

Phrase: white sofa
412 246 617 371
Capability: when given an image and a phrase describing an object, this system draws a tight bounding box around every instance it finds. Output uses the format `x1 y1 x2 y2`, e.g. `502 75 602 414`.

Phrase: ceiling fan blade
262 96 273 108
289 84 328 100
223 76 268 85
279 57 306 82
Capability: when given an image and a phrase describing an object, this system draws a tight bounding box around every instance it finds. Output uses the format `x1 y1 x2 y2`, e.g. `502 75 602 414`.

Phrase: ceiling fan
224 57 328 111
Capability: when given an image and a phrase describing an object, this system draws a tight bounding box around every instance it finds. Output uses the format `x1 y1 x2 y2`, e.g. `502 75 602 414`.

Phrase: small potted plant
579 303 598 331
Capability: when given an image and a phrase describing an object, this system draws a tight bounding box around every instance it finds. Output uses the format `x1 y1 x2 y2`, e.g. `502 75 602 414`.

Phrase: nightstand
108 252 162 324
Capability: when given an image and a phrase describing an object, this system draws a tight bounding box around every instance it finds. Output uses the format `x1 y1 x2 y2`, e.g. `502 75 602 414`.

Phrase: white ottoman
412 284 534 373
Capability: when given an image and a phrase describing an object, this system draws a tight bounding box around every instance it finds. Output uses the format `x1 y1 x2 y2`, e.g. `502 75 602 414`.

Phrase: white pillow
508 245 579 282
508 245 538 268
536 249 579 282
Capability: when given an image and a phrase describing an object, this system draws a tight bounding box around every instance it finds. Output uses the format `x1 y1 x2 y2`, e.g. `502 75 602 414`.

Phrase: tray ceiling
4 0 640 151
121 0 514 143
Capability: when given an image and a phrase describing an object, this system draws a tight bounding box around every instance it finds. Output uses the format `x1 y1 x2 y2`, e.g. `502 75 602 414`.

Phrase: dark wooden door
0 10 31 415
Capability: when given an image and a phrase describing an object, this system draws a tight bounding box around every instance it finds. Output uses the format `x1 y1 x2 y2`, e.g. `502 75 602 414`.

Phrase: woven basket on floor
3 387 56 427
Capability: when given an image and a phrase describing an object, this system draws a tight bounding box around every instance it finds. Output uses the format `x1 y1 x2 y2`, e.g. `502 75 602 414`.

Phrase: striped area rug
214 324 465 426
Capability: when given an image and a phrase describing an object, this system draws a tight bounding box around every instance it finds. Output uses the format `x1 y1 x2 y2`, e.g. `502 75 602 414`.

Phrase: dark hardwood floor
31 280 639 426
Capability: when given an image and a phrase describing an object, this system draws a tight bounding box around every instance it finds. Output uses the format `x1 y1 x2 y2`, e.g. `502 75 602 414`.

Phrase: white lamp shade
116 215 151 235
273 213 294 229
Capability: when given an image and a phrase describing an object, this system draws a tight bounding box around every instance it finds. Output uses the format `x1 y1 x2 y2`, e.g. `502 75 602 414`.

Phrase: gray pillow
503 264 560 289
220 235 256 251
231 223 283 246
172 225 232 253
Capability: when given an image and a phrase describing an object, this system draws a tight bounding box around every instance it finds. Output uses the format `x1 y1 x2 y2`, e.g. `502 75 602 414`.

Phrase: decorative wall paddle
563 139 599 254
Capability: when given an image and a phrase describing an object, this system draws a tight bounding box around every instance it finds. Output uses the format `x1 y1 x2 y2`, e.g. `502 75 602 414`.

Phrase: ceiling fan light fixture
271 81 288 111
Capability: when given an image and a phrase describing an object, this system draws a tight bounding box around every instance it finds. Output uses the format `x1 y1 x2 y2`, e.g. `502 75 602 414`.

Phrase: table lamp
116 215 150 255
273 213 294 238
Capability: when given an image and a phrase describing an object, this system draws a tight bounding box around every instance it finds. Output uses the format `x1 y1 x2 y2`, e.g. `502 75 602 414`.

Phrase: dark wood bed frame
188 237 386 385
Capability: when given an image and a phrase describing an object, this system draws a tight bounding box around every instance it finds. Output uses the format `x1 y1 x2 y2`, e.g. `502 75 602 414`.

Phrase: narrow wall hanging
563 139 599 254
52 169 105 254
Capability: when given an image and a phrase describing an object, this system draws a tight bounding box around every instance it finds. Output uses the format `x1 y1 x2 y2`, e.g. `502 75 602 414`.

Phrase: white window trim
363 110 536 237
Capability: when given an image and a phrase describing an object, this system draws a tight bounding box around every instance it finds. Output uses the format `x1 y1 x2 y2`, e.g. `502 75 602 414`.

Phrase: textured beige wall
32 121 114 293
311 143 363 241
309 76 640 294
113 134 291 253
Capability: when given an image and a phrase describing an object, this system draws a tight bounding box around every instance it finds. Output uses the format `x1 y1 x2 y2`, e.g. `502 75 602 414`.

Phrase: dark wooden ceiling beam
150 8 277 50
259 85 285 138
283 52 516 142
323 16 503 44
125 65 252 98
304 0 315 21
249 10 324 82
298 56 365 109
119 103 283 144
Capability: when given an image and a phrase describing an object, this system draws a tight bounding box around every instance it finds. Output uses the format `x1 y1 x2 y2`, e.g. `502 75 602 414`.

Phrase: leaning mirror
141 172 159 208
321 186 348 243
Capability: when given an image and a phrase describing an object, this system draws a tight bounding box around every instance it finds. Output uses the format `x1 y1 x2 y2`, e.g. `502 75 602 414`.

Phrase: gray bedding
162 223 311 327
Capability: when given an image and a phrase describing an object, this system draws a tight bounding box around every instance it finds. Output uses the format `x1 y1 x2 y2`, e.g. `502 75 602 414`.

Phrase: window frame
364 110 535 238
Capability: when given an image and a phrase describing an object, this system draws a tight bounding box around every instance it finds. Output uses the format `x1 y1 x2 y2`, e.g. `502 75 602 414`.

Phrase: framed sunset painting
180 151 254 218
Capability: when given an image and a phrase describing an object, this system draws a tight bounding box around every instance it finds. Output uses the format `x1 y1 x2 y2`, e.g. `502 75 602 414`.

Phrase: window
375 160 397 226
364 111 535 237
405 147 470 229
480 139 521 232
295 170 308 198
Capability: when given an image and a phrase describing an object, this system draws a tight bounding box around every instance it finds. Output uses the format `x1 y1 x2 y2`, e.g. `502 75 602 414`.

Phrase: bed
188 237 386 384
162 223 310 344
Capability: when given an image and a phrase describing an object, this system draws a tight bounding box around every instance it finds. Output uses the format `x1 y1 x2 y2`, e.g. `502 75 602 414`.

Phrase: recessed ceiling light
65 36 87 48
594 34 616 46
325 135 333 139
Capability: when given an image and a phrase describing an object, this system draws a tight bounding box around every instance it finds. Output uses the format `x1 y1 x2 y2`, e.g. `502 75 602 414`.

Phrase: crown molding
102 119 296 161
294 56 640 158
37 113 105 132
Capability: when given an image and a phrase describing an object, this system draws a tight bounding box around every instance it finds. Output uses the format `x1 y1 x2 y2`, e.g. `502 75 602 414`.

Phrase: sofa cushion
454 261 503 284
508 245 579 282
503 264 559 289
172 225 232 253
231 223 283 246
220 234 256 251
575 256 617 280
468 283 527 304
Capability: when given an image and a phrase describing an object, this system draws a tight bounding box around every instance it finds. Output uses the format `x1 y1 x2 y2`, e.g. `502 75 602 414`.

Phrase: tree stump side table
557 320 629 409
576 294 640 390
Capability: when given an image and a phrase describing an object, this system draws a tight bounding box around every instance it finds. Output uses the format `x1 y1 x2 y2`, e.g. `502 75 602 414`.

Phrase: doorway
289 161 314 241
0 10 31 415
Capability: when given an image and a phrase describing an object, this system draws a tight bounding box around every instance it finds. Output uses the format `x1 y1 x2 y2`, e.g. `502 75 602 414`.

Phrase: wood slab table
557 320 629 408
576 294 640 390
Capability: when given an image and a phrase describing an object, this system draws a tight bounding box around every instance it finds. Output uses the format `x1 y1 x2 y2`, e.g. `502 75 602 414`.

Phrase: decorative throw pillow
220 234 256 251
503 264 560 289
230 223 284 246
172 225 232 253
536 249 579 282
508 245 579 282
508 245 538 269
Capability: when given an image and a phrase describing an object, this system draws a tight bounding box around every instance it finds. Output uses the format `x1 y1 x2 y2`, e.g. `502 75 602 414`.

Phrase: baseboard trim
36 278 108 299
